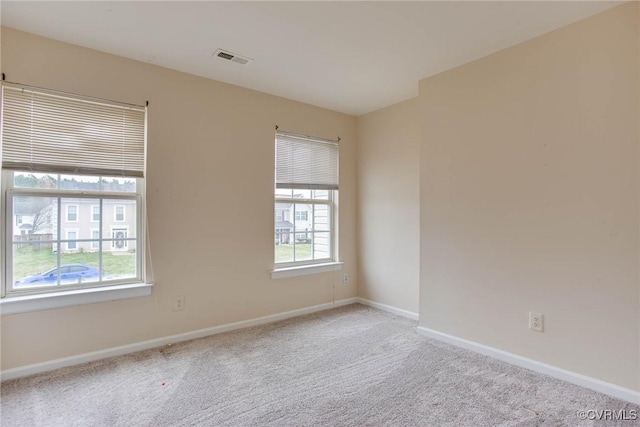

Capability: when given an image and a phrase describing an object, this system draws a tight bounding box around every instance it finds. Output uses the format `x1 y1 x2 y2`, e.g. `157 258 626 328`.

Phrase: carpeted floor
1 304 638 426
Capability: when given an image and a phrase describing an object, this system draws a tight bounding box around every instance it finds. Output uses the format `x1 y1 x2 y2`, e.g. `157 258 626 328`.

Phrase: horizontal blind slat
1 85 146 177
275 132 338 190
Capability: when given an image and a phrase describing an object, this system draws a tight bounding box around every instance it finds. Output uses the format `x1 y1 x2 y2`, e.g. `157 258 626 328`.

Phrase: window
66 205 78 222
274 131 338 266
91 229 100 249
1 83 146 298
67 230 78 251
91 205 100 222
114 205 125 222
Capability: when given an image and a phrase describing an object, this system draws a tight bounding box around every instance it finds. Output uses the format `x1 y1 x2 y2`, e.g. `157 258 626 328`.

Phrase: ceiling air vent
213 49 252 65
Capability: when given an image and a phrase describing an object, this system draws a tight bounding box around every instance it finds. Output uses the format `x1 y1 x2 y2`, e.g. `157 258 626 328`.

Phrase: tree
29 203 53 235
13 197 53 235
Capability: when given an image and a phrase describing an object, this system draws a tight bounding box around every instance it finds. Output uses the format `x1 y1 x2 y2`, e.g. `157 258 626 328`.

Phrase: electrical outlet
529 311 543 332
343 273 349 284
173 295 185 312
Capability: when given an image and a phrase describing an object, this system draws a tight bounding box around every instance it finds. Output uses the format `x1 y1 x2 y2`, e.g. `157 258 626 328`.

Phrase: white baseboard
416 326 640 405
356 297 419 321
1 297 358 382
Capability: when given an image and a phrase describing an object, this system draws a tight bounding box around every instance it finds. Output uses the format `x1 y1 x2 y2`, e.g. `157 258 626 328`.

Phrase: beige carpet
1 304 638 426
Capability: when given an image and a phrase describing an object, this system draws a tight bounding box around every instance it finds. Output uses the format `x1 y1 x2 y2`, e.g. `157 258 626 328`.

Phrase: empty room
0 1 639 426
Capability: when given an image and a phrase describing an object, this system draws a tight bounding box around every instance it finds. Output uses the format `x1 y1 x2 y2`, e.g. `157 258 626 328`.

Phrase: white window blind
1 84 146 177
275 131 339 190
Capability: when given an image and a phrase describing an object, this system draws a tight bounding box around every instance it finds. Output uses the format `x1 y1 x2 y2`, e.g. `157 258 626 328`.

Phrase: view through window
274 131 339 266
7 172 141 292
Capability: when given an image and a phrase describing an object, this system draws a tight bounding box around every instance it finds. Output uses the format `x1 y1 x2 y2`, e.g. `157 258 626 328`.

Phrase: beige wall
2 3 639 394
0 28 357 370
357 98 420 314
419 3 639 391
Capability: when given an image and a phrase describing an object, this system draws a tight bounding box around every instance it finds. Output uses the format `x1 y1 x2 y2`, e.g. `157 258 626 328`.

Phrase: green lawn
14 247 135 279
275 243 312 263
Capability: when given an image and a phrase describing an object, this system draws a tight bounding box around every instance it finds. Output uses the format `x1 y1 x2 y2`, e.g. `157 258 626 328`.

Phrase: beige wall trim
417 326 640 405
0 297 357 382
356 298 419 321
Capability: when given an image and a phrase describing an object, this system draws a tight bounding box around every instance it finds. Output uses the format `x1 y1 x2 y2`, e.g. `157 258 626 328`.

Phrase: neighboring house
13 213 35 236
275 202 313 245
54 198 136 253
13 198 136 253
12 199 53 237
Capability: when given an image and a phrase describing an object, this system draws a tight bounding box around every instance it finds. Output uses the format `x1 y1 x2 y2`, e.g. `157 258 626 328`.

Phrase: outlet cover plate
529 311 544 332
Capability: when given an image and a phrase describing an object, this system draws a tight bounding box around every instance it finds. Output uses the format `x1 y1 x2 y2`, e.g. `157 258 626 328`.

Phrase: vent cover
213 49 252 65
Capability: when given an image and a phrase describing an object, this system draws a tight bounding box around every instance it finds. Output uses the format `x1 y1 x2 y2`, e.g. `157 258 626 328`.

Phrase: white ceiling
1 1 621 116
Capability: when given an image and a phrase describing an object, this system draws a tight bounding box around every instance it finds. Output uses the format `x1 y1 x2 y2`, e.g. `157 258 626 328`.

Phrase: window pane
275 224 293 262
313 204 331 232
294 204 311 241
275 188 293 198
293 189 311 199
274 188 333 264
110 229 130 250
17 218 104 286
313 232 331 260
14 172 58 189
91 205 101 222
60 175 100 191
66 205 78 222
294 240 312 262
115 206 125 222
312 190 330 200
59 251 100 285
102 240 137 281
13 243 58 288
101 177 136 193
13 196 56 238
90 228 101 250
275 203 291 226
102 199 137 238
66 231 77 250
275 236 293 262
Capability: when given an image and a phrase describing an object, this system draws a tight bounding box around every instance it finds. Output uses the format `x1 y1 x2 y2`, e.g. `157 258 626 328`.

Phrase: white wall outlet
529 311 544 332
343 273 349 284
173 295 185 312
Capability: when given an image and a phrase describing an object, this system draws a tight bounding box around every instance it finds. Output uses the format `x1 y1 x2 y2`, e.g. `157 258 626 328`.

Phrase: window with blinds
274 131 339 266
1 83 148 299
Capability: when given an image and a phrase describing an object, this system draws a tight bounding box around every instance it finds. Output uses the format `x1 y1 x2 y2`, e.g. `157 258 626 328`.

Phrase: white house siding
51 198 137 253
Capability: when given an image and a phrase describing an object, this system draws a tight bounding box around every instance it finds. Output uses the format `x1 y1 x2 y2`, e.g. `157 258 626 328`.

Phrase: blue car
15 264 101 287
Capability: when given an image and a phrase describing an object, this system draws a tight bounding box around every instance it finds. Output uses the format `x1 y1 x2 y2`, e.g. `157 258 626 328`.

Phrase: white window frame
1 171 146 299
91 205 100 222
114 205 125 222
66 204 78 222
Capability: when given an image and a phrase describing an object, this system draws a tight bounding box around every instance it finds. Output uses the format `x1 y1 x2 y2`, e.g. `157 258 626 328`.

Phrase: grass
14 247 135 279
275 243 313 263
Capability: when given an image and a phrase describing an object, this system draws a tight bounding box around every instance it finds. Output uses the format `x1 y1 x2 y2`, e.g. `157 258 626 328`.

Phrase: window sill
0 283 153 316
271 262 343 279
